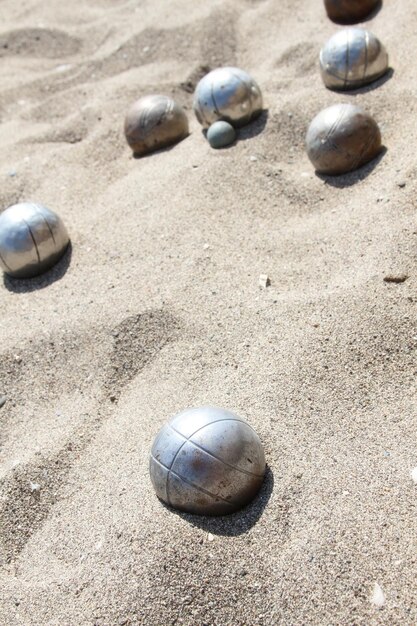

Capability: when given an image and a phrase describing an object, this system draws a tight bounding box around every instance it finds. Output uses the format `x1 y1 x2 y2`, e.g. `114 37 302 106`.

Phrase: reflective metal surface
124 95 189 156
150 406 266 516
320 28 388 90
306 103 381 175
193 67 263 129
324 0 380 24
0 202 70 278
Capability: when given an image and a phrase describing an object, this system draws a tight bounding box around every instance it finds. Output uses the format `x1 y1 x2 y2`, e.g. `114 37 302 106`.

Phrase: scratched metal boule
124 95 189 156
306 103 382 175
320 28 389 90
193 67 263 129
149 406 266 516
0 203 70 278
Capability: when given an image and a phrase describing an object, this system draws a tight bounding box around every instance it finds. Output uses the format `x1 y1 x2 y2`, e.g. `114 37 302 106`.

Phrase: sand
0 0 416 624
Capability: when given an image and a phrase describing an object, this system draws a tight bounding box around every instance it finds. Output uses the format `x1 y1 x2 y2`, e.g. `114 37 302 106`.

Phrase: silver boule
149 406 266 516
0 202 69 278
193 67 263 129
306 103 382 175
320 28 389 90
124 95 189 156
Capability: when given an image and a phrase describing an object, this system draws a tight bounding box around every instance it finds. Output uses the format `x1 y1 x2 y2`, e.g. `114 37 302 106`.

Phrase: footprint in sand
0 309 181 564
0 28 81 59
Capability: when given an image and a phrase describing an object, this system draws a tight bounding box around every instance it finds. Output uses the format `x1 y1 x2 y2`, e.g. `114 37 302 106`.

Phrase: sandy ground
0 0 416 624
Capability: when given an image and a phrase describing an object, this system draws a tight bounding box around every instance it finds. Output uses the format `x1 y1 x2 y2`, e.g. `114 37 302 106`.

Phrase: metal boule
149 406 266 516
193 67 263 129
0 202 70 279
324 0 380 24
124 95 189 156
306 103 382 175
206 121 236 149
320 28 388 90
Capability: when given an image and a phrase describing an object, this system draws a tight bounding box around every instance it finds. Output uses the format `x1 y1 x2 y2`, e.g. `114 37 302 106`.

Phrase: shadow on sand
162 464 274 537
316 146 387 189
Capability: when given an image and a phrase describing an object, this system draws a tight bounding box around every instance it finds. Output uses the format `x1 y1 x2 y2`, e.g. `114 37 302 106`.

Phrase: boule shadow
316 146 387 188
237 109 269 141
340 68 394 96
160 464 274 537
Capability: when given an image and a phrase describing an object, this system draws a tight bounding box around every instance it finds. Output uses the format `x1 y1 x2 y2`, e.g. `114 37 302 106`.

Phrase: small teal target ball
207 121 236 149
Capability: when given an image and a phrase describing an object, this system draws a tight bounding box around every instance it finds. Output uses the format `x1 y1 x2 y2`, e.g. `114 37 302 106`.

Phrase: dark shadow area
316 146 387 188
163 464 274 536
238 109 269 141
3 241 72 293
335 68 394 96
327 0 382 25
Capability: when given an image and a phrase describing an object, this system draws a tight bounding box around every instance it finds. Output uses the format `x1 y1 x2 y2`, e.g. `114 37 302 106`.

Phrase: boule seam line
168 423 264 479
322 69 375 88
210 83 221 118
322 107 346 147
161 417 261 506
33 205 56 245
151 454 235 507
230 69 256 116
0 249 12 273
22 218 41 263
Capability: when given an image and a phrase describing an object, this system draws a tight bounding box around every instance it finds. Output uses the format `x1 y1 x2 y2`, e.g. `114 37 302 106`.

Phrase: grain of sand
0 0 416 624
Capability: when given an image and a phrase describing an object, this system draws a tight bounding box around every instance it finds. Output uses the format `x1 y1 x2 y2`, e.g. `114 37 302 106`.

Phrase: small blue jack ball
207 121 236 149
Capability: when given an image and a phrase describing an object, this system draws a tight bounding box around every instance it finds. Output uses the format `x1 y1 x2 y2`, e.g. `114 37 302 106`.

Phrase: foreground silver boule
320 28 388 90
149 406 266 516
306 103 382 175
193 67 263 129
124 95 189 156
0 203 69 278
